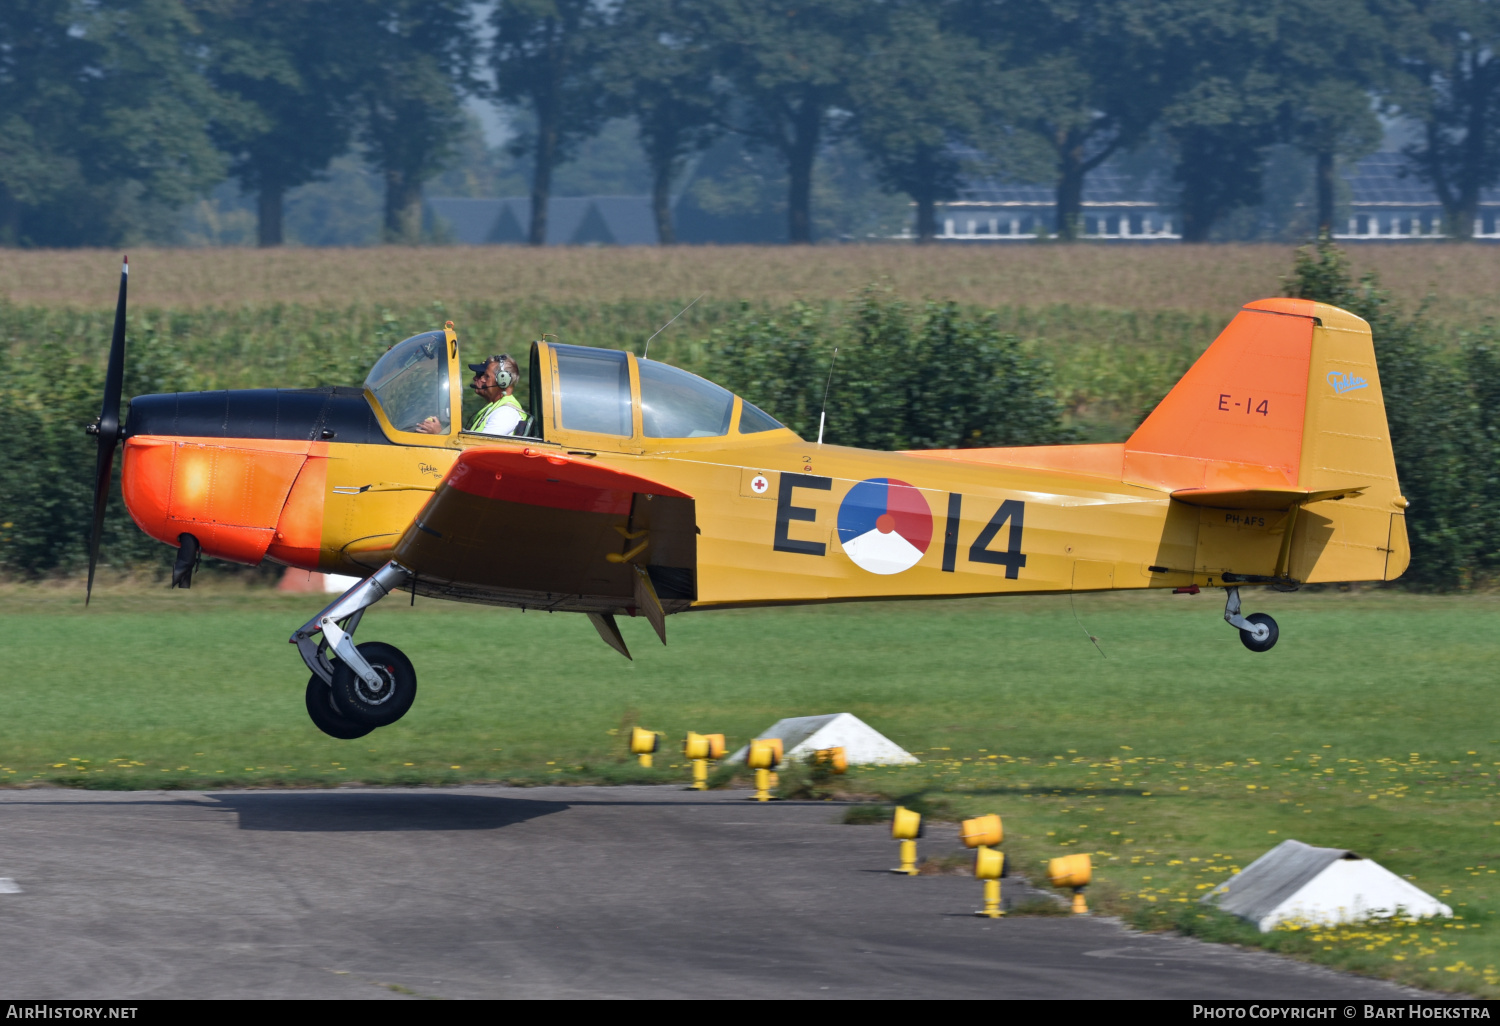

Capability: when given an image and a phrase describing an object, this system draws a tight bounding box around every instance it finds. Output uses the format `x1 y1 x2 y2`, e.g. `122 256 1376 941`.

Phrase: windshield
639 359 734 438
364 332 450 433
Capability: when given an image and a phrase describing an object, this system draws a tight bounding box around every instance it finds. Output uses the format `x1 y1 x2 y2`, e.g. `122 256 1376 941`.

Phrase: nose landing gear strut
291 561 418 737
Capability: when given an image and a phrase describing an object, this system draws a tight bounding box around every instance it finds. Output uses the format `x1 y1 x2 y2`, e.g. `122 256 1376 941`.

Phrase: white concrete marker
1202 838 1450 932
0 878 21 894
725 713 918 766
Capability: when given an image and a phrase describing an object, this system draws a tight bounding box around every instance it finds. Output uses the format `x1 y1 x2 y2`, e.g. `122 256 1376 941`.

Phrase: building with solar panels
423 152 1500 245
929 161 1181 242
931 150 1500 244
1333 153 1500 241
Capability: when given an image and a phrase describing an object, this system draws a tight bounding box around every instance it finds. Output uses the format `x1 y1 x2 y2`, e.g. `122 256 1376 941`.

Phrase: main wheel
305 674 373 739
1238 612 1279 653
330 641 417 727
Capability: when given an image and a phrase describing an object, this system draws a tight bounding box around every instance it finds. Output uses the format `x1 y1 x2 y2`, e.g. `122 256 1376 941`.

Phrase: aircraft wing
391 447 697 613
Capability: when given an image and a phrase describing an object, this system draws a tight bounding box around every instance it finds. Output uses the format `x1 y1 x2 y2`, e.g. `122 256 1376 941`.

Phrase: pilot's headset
470 355 515 391
492 355 515 391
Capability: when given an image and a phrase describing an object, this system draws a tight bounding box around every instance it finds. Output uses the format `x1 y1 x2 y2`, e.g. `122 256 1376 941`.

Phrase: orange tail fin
1124 299 1319 493
1125 298 1407 582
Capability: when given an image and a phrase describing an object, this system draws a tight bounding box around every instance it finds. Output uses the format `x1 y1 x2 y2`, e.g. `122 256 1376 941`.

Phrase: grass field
3 582 1496 994
6 243 1500 324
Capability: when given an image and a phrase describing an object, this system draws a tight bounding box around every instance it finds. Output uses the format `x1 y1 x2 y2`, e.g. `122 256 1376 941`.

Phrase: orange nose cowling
122 437 326 569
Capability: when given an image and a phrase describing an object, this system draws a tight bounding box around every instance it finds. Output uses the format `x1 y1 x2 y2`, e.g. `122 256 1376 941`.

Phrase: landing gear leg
1223 586 1278 653
290 561 417 731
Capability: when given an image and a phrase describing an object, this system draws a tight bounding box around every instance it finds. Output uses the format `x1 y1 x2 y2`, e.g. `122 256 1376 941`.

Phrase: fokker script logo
1327 372 1368 394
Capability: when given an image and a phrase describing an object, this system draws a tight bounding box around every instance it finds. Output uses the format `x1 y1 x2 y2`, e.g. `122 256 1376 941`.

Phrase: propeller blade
85 256 128 605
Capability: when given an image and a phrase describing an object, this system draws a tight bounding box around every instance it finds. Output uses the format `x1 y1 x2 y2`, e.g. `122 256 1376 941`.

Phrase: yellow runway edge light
891 806 922 875
974 846 1005 918
684 731 726 790
960 814 1002 849
961 814 1005 916
1048 853 1092 914
747 738 783 801
630 726 659 768
813 747 848 774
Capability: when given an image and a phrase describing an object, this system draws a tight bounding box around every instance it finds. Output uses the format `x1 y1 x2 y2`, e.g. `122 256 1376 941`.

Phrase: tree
196 0 362 246
0 0 225 246
1285 237 1484 588
491 0 613 246
353 0 476 243
1268 0 1412 235
965 0 1167 240
1166 121 1276 242
709 0 864 244
1400 0 1500 240
0 0 88 242
602 0 724 244
846 3 986 243
1159 49 1282 242
1150 2 1288 242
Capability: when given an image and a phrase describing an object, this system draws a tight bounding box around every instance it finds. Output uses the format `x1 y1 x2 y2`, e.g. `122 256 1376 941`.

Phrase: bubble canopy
358 335 791 444
365 331 450 434
638 358 734 438
544 342 788 444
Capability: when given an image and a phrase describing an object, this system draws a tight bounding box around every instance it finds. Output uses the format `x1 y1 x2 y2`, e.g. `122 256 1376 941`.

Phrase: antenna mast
642 292 706 361
817 347 839 445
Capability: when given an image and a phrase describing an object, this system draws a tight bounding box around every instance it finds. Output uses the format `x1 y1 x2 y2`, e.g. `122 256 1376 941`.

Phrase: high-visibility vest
471 394 525 433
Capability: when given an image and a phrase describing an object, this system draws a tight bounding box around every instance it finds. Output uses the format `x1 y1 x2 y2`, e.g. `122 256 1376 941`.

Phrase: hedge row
1 252 1492 589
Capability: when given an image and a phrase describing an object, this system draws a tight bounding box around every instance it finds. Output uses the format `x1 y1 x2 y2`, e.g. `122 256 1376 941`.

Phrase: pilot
416 354 525 435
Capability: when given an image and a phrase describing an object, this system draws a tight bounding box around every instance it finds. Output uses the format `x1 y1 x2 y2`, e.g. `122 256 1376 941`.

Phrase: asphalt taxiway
0 786 1419 999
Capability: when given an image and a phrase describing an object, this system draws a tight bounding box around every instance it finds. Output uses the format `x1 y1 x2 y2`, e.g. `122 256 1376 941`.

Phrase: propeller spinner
84 256 128 605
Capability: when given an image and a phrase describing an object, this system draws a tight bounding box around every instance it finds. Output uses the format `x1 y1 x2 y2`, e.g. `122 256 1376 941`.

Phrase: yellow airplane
86 259 1408 739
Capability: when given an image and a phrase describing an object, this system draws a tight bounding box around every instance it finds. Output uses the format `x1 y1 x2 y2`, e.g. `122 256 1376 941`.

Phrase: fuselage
119 313 1410 614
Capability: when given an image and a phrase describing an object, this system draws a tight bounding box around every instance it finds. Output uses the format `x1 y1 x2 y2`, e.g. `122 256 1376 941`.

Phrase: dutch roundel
836 478 933 575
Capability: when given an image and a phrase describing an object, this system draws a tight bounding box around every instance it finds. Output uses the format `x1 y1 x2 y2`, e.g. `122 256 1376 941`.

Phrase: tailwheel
1238 612 1279 653
331 641 417 727
1223 586 1279 653
305 675 373 739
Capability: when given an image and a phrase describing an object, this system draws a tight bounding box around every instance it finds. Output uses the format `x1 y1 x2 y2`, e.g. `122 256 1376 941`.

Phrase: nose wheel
331 640 417 727
305 675 373 740
1224 586 1278 652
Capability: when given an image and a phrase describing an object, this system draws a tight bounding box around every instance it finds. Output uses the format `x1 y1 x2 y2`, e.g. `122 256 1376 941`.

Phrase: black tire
330 641 417 727
304 674 373 739
1238 612 1279 653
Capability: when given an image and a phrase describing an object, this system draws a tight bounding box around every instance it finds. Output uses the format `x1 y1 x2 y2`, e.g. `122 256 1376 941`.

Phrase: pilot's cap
467 356 502 375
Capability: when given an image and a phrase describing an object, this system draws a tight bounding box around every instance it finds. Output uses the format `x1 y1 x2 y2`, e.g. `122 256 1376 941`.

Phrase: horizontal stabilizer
1171 485 1367 510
